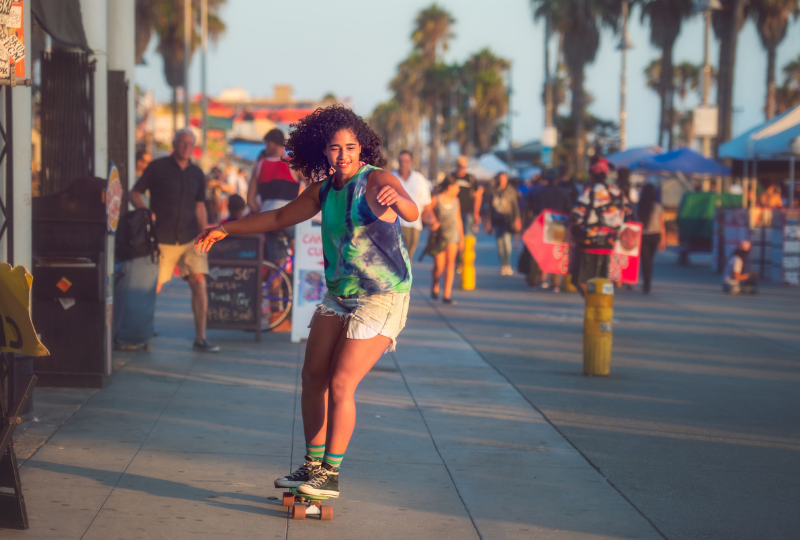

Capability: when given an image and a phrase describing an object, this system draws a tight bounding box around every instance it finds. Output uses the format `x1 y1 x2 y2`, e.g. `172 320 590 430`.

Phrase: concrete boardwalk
3 280 660 540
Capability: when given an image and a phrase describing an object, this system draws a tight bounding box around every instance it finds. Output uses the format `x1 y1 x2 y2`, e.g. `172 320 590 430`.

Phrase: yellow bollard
460 236 476 290
583 277 614 376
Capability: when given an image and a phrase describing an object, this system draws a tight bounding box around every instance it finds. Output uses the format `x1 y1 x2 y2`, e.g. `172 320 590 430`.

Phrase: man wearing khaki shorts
131 128 219 352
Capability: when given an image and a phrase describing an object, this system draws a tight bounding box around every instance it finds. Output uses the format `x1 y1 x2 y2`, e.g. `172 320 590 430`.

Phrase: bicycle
261 231 294 330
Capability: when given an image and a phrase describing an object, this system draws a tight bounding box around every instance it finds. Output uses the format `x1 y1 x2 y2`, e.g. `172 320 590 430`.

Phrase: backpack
115 208 160 262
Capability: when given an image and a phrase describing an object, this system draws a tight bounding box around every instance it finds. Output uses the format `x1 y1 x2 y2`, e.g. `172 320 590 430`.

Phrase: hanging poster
522 210 570 275
608 222 643 284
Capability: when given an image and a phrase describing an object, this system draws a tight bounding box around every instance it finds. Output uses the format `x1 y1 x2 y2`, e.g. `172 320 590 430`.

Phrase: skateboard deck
282 488 333 520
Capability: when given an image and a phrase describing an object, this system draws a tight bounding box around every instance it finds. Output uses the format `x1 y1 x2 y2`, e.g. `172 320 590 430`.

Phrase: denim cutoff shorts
310 291 410 353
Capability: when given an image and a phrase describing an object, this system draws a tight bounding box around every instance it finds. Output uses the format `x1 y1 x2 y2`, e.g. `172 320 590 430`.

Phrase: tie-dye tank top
318 164 412 296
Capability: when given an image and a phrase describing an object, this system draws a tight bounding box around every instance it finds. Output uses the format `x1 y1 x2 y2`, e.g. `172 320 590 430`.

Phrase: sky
134 0 800 151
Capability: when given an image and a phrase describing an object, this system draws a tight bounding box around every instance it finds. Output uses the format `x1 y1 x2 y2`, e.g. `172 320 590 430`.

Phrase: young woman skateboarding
196 105 417 498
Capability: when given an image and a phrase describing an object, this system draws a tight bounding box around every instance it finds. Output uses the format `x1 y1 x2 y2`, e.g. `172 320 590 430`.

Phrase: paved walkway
3 277 661 540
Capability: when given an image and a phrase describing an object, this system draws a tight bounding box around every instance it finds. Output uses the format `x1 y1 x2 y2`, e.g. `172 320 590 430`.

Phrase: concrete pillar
9 0 32 271
107 0 136 192
79 0 108 177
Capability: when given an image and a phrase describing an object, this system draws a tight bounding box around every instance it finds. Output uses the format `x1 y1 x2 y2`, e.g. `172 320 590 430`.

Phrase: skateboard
282 488 333 520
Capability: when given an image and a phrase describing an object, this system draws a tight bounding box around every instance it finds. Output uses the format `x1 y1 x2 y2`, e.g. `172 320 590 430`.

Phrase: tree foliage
371 5 509 172
750 0 800 119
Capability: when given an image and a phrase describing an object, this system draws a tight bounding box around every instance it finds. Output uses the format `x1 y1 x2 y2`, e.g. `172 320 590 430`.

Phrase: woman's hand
658 240 667 252
485 221 492 234
195 226 228 254
429 218 441 232
377 185 400 207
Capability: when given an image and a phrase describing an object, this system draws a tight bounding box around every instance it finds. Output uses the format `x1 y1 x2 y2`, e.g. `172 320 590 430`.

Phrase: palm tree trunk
172 86 178 133
658 46 671 149
665 44 675 150
716 0 746 150
412 107 422 171
572 66 585 177
766 45 776 120
428 100 440 181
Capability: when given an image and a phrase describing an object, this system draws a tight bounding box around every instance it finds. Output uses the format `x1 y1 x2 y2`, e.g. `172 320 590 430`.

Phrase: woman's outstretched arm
196 183 322 253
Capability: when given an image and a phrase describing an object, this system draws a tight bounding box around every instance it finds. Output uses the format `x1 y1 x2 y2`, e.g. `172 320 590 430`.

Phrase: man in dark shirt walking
131 128 219 352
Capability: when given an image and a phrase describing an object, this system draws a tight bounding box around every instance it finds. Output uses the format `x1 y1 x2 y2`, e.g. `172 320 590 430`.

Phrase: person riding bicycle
247 128 303 264
196 105 418 499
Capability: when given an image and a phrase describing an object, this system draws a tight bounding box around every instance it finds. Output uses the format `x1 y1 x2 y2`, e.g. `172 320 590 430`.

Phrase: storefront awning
32 0 91 53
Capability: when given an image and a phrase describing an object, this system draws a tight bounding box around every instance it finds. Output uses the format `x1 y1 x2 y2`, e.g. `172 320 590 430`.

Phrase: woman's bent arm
368 170 420 223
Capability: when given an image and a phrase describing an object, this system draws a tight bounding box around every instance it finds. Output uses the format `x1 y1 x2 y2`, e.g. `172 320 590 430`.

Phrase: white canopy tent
467 153 513 181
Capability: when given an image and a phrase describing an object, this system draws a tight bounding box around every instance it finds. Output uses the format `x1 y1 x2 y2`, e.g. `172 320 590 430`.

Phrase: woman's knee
302 366 329 392
328 373 356 404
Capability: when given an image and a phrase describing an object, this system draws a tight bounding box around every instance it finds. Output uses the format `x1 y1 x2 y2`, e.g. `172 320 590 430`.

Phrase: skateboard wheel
292 504 306 520
320 505 333 521
282 492 295 507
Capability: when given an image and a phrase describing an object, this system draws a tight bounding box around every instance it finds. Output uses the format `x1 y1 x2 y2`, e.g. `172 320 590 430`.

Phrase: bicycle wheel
261 261 293 330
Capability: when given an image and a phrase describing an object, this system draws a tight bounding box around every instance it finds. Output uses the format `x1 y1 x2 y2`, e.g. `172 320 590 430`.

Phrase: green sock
306 443 325 460
323 450 344 469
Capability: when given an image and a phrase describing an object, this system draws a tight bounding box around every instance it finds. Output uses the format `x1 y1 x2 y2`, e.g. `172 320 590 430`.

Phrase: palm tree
135 0 227 128
750 0 800 119
776 54 800 113
713 0 748 148
390 53 426 169
412 4 455 180
641 0 694 150
532 0 618 176
784 54 800 88
673 62 702 105
643 58 663 141
370 99 405 162
463 49 511 153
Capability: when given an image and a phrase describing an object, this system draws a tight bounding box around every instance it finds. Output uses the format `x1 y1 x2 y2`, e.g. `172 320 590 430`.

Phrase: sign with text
608 222 643 284
522 210 570 275
291 221 326 343
0 1 24 78
206 235 263 339
0 263 49 356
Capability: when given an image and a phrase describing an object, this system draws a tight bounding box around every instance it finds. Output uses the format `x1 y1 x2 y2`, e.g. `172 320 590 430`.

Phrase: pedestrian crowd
131 120 675 359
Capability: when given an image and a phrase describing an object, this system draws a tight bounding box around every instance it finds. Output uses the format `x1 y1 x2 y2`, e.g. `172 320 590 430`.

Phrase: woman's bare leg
443 243 458 299
301 312 347 445
432 251 446 295
326 334 392 455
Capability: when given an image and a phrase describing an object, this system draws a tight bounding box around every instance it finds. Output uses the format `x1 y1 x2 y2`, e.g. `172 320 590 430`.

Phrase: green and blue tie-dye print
318 164 412 296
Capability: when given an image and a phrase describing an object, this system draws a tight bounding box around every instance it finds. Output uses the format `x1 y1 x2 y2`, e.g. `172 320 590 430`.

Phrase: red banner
522 210 571 275
608 222 643 284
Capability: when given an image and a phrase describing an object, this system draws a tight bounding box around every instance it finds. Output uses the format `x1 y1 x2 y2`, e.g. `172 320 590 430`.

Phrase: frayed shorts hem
309 292 410 353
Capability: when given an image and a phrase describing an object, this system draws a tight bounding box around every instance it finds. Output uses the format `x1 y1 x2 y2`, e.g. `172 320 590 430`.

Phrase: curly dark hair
284 104 386 181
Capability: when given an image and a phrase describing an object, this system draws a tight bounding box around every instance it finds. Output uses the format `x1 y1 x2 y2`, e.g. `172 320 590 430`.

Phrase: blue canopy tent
607 145 662 169
631 148 731 176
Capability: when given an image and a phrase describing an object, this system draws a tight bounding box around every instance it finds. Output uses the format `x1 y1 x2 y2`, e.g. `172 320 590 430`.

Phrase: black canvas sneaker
296 463 340 498
274 456 321 488
193 339 220 353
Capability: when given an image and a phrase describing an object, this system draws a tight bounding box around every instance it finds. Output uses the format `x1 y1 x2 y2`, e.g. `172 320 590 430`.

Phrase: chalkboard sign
206 234 263 341
206 235 261 261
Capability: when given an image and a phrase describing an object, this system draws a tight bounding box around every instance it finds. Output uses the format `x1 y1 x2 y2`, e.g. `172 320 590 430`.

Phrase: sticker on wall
56 277 73 293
